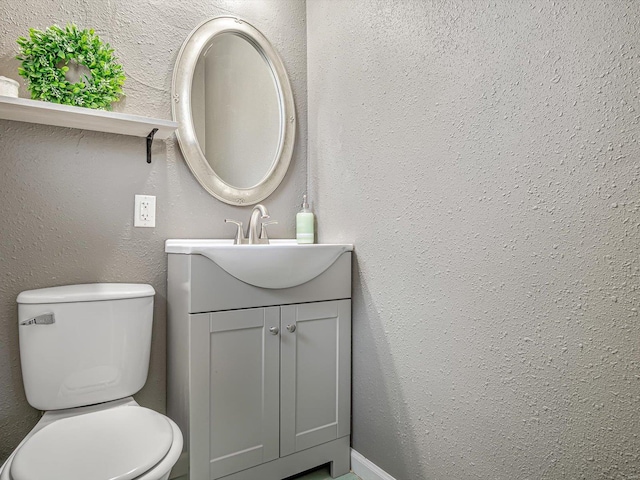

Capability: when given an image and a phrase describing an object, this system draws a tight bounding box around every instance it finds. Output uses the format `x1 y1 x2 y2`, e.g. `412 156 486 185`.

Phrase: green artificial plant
16 24 125 110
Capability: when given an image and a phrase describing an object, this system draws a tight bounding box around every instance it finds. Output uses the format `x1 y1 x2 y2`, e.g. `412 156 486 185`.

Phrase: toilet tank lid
17 283 155 304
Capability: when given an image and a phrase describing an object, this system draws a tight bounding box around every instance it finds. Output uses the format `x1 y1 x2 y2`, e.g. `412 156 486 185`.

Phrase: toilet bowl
0 397 183 480
1 283 183 480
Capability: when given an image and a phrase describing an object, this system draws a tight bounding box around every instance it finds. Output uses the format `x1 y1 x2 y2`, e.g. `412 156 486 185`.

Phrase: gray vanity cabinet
167 252 352 480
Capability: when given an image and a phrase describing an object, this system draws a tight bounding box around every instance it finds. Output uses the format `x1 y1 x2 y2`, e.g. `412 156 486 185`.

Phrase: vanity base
220 436 350 480
171 436 350 480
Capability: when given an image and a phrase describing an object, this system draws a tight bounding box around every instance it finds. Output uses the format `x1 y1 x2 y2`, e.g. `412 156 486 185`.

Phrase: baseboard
350 449 397 480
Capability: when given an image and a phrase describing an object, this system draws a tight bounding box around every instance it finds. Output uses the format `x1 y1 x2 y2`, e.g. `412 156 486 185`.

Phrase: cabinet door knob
269 326 279 335
286 324 296 333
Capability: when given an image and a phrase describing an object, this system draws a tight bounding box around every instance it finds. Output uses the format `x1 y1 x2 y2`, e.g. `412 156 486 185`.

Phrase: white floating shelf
0 95 178 139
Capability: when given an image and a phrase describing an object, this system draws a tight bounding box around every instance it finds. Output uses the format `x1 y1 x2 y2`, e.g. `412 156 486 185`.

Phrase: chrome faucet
225 204 276 244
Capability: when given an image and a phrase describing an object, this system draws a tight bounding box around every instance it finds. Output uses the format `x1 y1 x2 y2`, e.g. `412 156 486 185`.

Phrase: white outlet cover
134 195 156 228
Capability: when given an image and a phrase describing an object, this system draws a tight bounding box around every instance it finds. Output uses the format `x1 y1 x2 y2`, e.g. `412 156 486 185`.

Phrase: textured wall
0 0 306 462
308 1 640 478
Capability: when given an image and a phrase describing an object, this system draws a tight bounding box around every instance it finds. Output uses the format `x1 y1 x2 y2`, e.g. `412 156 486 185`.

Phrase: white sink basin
165 239 353 289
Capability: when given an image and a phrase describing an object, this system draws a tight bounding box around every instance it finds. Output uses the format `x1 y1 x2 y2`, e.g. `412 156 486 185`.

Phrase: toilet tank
17 283 155 411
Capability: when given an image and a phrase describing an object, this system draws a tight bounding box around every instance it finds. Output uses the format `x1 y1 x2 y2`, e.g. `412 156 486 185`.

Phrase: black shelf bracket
146 128 159 164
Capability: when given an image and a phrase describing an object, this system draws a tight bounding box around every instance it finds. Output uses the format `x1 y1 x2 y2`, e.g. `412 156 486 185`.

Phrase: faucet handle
225 219 245 244
260 221 278 242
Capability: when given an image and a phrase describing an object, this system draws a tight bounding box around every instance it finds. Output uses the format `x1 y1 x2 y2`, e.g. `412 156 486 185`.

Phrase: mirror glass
191 33 280 189
173 17 296 205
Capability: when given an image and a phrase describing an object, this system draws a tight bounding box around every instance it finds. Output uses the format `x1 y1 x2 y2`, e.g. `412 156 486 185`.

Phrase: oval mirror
172 17 296 205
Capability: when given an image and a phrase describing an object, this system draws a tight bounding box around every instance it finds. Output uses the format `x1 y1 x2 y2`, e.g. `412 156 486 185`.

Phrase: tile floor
286 465 360 480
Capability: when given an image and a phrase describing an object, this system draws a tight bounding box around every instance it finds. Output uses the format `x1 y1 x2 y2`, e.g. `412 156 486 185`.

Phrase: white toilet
0 283 183 480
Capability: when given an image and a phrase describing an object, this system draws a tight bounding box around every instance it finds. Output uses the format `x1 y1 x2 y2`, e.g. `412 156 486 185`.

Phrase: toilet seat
10 405 174 480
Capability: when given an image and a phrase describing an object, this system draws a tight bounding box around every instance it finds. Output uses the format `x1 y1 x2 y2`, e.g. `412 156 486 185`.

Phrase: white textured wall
0 0 306 462
308 1 640 478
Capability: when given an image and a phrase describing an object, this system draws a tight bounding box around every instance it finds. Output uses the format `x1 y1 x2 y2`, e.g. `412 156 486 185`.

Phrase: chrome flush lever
20 313 55 326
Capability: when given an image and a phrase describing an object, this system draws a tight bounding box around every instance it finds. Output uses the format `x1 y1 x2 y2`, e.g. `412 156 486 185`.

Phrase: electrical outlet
134 195 156 227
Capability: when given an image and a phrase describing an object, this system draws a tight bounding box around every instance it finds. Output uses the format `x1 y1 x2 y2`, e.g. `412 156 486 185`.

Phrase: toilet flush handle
20 313 55 326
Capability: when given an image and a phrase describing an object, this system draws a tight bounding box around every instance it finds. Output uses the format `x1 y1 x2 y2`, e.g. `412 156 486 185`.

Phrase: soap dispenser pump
296 195 315 244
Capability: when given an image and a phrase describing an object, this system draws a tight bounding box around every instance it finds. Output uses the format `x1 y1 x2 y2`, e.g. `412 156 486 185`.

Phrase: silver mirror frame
172 16 296 205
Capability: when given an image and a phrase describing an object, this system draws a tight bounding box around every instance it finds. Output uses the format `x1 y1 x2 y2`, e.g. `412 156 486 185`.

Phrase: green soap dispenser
296 194 315 244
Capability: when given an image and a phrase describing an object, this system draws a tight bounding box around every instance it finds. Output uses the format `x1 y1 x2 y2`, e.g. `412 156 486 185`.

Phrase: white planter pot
0 76 20 97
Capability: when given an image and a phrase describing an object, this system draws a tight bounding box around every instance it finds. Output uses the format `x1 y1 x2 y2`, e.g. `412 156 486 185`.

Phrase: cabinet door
280 300 351 457
189 307 280 480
